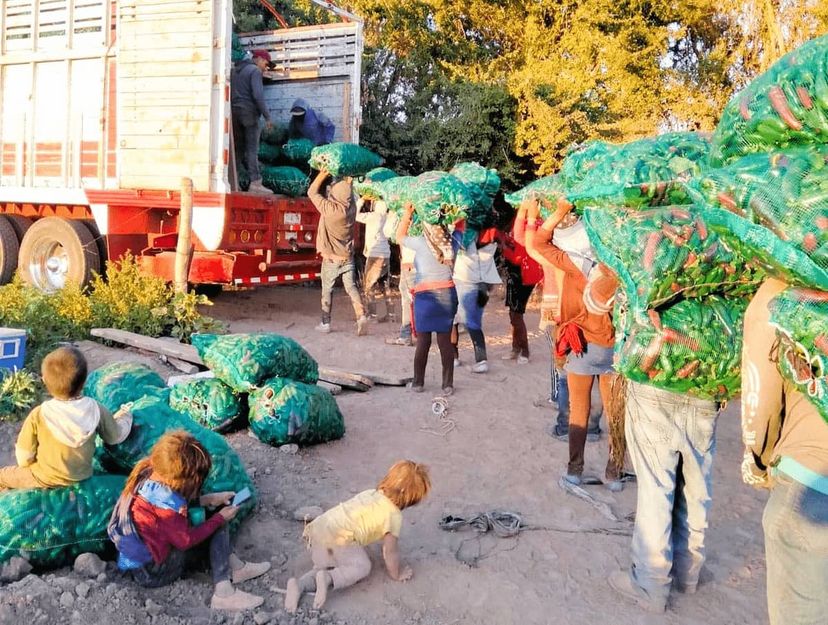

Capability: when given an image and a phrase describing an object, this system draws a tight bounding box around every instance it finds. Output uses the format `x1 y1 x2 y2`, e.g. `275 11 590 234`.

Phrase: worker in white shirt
356 198 393 323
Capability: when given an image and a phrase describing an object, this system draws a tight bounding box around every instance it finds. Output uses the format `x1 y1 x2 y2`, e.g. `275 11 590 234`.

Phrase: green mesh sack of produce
709 35 828 167
464 184 496 231
261 166 309 197
449 162 501 197
258 142 282 164
248 378 344 446
96 393 256 522
584 206 764 315
768 287 828 424
192 333 319 391
575 180 693 211
261 124 288 147
376 176 418 213
406 172 474 225
0 475 126 567
308 143 384 177
231 33 247 63
354 167 397 199
169 378 242 432
281 138 315 163
84 362 167 413
615 295 747 401
559 141 617 187
504 175 565 211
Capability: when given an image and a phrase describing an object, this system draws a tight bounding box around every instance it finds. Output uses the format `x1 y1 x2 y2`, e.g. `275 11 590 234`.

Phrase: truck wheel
81 219 108 277
19 217 101 291
3 215 32 242
0 217 20 285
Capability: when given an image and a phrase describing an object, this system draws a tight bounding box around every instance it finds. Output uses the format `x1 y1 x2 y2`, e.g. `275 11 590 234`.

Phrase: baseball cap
251 49 271 63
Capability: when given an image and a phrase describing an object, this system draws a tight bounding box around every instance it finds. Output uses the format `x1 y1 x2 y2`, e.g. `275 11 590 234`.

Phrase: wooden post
175 177 194 294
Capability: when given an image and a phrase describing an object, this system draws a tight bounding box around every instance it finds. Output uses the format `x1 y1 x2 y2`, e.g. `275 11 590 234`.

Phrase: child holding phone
109 431 270 611
285 460 431 612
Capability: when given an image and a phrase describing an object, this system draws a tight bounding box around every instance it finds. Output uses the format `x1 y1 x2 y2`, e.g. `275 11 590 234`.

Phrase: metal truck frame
0 0 363 291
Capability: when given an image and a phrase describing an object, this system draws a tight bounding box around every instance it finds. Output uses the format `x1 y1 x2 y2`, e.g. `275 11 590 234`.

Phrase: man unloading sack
288 98 336 146
231 49 273 194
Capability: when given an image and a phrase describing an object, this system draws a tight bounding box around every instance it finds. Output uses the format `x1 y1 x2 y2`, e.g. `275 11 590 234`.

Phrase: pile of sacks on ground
0 333 344 571
506 34 828 422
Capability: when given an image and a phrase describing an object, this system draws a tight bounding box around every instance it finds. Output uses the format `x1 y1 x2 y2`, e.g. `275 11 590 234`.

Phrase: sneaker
547 423 568 441
441 386 454 396
471 360 489 374
407 382 425 393
356 315 369 336
210 588 265 611
517 355 530 365
608 570 666 613
453 358 461 368
501 350 519 361
231 561 271 584
385 336 413 347
605 480 624 493
315 322 331 334
247 180 271 195
562 473 582 486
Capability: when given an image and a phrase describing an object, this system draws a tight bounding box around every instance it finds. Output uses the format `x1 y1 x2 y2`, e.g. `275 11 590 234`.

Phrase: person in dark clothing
288 98 336 146
231 49 273 194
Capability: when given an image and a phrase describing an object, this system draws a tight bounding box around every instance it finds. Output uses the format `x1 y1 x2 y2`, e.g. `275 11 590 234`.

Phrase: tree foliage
233 0 828 187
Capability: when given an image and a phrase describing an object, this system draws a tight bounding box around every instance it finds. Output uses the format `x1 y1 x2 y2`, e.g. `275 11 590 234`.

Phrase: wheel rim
29 239 69 291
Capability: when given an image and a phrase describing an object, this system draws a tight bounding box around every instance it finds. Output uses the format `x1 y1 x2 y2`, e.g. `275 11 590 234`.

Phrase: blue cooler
0 328 26 371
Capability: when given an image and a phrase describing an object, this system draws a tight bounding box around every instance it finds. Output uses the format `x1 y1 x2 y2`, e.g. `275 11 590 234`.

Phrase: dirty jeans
763 472 828 625
363 256 392 319
399 265 415 340
625 381 719 606
306 544 372 589
232 108 261 182
321 258 365 324
131 524 231 588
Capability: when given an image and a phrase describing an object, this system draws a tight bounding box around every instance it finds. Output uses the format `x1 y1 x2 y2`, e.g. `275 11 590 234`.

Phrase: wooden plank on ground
91 328 204 364
317 381 342 396
320 366 410 387
317 368 372 392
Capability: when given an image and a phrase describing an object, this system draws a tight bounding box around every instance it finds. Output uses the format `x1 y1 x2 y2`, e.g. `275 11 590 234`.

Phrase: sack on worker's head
84 362 167 413
261 165 309 197
769 287 828 426
169 378 242 432
191 333 318 391
504 174 565 213
614 293 746 401
687 146 828 290
709 35 828 167
248 377 344 447
309 143 384 178
0 475 126 567
407 172 474 226
449 162 501 198
559 140 618 187
375 176 419 213
354 167 398 200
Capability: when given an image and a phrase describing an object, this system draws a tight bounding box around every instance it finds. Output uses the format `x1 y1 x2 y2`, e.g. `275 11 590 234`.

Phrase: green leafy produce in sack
0 475 126 567
231 33 247 63
463 184 496 230
376 176 418 213
584 206 764 316
449 162 501 197
258 142 282 164
406 172 474 226
248 378 344 447
710 35 828 167
84 362 166 413
192 333 319 391
309 143 384 177
261 166 309 197
615 294 747 401
169 378 242 432
281 139 315 163
504 174 565 211
769 287 828 425
354 167 397 200
559 141 618 187
261 124 288 147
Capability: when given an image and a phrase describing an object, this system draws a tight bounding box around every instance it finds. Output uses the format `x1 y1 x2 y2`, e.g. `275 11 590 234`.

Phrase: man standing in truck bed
232 49 273 195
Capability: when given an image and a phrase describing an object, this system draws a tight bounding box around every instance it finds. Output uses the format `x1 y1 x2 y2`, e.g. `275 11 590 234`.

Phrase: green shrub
0 369 41 422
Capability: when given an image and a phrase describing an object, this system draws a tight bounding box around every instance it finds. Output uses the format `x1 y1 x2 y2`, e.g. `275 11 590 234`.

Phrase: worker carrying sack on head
289 98 336 146
231 49 273 195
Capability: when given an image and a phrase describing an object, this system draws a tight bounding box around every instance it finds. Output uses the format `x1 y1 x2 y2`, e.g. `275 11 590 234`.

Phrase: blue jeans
624 381 719 606
553 370 602 435
321 259 365 323
763 472 828 625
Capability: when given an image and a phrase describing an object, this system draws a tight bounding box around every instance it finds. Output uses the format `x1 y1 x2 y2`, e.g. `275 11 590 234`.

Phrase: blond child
0 346 132 490
285 460 431 613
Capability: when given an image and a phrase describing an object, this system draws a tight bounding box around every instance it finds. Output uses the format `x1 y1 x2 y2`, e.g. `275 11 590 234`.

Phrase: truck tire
81 219 108 277
3 215 32 242
19 217 101 291
0 217 20 285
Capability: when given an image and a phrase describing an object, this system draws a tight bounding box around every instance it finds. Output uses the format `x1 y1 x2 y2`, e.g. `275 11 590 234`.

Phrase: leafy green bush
0 369 41 422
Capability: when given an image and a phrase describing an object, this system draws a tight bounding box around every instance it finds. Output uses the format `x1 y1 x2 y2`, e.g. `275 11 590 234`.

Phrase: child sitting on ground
109 431 271 611
0 346 132 490
285 460 431 613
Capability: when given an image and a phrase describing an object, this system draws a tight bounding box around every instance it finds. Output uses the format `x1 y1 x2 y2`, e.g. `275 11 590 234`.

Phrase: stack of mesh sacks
247 124 310 196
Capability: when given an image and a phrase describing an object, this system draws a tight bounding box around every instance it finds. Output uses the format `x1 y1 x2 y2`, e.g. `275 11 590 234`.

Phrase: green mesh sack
231 33 247 63
261 124 288 147
84 363 166 413
95 393 256 523
258 142 282 164
169 379 242 432
584 206 764 316
710 35 828 167
464 184 496 231
308 143 384 177
575 180 694 211
449 162 501 197
0 475 126 567
504 174 565 210
406 172 474 226
559 141 617 187
192 333 319 391
281 138 315 163
354 167 398 200
248 378 344 447
375 176 419 213
769 287 828 424
261 166 309 197
615 295 747 401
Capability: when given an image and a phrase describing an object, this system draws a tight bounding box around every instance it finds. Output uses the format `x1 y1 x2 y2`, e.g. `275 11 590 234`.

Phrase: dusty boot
247 180 271 195
231 560 271 584
210 585 264 612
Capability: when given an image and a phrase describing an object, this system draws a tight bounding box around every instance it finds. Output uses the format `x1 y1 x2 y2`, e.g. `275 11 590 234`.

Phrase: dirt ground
0 283 769 625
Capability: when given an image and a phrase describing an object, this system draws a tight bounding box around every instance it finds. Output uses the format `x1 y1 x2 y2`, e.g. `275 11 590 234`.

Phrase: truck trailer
0 0 363 291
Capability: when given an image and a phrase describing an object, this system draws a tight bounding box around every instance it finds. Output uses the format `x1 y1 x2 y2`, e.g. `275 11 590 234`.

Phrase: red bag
520 255 543 286
555 322 586 358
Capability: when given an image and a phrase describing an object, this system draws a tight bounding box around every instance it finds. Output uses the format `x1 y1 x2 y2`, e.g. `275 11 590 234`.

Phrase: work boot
608 570 666 613
210 588 264 611
231 560 271 584
247 180 271 195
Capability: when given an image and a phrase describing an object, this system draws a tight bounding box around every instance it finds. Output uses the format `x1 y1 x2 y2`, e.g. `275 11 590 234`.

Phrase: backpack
107 494 153 568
